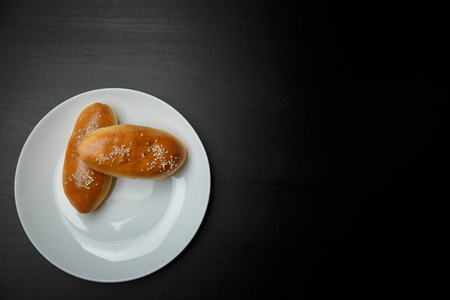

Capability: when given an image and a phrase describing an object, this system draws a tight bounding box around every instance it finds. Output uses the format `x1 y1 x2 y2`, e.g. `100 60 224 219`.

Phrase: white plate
14 88 210 282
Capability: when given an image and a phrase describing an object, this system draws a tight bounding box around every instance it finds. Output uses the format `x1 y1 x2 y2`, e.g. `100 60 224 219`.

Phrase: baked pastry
78 124 187 179
62 103 118 213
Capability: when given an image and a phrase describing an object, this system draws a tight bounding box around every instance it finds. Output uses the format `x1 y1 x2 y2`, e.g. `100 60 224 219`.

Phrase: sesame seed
69 169 94 189
110 145 131 158
141 133 144 136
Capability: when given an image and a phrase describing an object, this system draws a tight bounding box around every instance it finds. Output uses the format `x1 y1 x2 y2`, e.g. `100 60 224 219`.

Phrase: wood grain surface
1 1 448 299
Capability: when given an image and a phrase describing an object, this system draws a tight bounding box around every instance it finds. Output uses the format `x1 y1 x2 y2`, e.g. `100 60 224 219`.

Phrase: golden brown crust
78 124 187 179
62 103 118 213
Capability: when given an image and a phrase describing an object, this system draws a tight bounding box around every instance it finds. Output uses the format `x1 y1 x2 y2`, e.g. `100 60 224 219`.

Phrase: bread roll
62 103 118 213
78 124 187 179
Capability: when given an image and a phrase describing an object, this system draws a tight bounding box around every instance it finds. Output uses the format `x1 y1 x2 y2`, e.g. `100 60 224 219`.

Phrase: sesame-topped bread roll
78 124 187 180
62 103 118 214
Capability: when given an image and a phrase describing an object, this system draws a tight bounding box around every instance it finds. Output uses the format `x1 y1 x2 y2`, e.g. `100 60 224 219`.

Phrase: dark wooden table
1 1 448 299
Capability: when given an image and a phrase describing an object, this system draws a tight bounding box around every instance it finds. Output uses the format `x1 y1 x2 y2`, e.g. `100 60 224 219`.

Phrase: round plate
14 88 210 282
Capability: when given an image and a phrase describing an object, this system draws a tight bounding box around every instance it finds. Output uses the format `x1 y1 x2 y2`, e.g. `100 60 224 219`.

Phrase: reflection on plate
15 88 210 282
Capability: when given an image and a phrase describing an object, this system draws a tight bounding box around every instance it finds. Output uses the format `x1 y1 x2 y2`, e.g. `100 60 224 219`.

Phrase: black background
1 1 448 299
